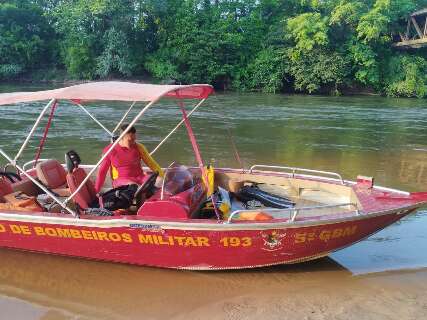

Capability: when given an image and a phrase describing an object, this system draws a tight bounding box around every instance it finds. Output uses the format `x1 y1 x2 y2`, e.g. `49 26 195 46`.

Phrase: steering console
133 172 159 207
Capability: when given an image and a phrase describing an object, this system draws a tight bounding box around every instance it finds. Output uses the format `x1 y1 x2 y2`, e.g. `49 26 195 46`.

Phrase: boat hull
0 209 414 270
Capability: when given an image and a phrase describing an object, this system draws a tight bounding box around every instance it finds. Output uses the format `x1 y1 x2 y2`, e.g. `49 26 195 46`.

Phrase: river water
0 84 426 319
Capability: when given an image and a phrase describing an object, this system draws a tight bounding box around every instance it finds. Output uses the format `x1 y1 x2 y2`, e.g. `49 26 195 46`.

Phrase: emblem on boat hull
261 230 286 251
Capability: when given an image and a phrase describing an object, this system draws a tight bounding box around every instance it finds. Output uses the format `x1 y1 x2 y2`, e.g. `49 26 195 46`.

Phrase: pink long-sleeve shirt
94 143 163 193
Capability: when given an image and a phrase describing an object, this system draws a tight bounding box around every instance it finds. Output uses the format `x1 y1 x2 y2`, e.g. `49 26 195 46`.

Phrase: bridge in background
394 9 427 49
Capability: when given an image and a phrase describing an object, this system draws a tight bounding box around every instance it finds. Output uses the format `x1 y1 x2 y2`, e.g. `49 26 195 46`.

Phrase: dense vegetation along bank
1 0 427 97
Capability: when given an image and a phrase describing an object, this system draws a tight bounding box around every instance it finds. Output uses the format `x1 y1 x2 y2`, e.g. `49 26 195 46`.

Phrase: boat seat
0 177 14 202
12 178 39 197
65 151 98 210
0 177 43 212
67 168 99 209
36 159 71 197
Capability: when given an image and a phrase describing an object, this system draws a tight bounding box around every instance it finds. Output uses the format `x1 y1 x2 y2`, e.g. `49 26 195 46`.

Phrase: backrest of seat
36 160 67 189
0 177 13 202
66 168 97 209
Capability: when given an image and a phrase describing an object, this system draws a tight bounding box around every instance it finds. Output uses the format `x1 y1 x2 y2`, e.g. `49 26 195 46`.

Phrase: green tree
0 1 54 79
2 0 427 98
288 49 350 94
242 47 289 93
385 55 427 97
96 27 135 77
52 0 137 79
287 12 329 57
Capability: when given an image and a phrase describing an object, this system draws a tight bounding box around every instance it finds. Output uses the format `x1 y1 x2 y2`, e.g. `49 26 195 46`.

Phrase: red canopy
0 82 214 105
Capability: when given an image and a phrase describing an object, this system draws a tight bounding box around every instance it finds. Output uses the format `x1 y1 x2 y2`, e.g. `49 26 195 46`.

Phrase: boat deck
0 163 419 224
214 168 421 223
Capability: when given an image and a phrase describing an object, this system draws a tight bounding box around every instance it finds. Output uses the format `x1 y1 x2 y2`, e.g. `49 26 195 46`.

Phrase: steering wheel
133 172 159 207
0 171 22 183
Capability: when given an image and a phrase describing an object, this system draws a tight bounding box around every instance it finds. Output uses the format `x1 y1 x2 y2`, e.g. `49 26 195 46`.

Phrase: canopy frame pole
13 99 56 164
150 98 206 156
177 100 205 173
0 148 78 217
73 102 113 137
64 99 158 205
33 100 58 168
177 99 220 221
112 101 137 134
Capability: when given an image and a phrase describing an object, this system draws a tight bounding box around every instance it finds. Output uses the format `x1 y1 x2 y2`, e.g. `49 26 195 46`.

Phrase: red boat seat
11 178 39 197
0 177 13 202
0 177 43 212
36 160 71 196
66 168 98 209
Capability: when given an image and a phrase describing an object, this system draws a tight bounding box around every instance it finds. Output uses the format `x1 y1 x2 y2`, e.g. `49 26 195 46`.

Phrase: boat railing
23 159 50 171
249 165 345 185
226 202 359 223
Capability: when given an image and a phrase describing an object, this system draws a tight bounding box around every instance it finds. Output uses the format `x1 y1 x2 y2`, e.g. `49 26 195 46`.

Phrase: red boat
0 82 426 270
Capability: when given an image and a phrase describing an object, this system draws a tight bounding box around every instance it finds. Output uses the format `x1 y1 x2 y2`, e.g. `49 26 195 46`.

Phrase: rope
33 100 57 168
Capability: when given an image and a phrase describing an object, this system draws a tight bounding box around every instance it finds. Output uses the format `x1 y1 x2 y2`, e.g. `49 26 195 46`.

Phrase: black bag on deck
100 184 138 211
236 185 295 209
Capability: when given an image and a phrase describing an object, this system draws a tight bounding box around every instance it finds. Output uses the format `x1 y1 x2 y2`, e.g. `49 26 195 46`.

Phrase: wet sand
0 249 426 320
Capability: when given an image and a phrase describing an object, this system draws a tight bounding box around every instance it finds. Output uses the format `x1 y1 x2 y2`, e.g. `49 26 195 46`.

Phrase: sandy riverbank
0 249 426 320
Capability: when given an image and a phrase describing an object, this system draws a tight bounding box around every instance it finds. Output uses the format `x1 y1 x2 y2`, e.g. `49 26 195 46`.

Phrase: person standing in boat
94 124 164 193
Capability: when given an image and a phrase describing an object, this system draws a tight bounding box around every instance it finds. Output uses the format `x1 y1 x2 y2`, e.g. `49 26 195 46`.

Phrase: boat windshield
163 164 196 196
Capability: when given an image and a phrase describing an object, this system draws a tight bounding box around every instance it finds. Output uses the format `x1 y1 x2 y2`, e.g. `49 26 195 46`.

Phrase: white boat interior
3 159 360 222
